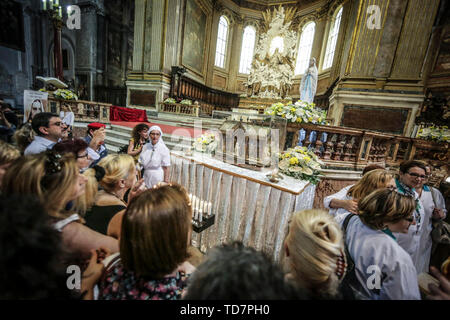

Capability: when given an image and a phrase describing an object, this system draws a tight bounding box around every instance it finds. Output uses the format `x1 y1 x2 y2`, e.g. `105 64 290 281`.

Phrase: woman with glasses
342 188 420 299
53 138 92 172
139 125 170 188
395 160 429 274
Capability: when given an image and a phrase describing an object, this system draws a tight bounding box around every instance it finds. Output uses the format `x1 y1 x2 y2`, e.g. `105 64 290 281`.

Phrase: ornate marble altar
169 150 316 262
245 6 298 99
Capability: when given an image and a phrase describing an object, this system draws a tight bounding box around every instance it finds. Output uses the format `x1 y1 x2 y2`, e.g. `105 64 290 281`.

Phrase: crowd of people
0 103 449 300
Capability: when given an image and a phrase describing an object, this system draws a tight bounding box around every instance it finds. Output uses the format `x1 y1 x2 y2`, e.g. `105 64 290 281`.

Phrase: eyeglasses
49 121 62 127
406 172 427 179
77 153 89 159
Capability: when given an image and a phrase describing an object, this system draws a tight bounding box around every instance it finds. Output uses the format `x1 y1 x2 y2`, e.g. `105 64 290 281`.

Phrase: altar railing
48 97 111 123
285 123 449 170
158 102 199 117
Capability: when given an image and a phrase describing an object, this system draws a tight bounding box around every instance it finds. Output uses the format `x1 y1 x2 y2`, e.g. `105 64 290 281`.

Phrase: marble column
227 17 244 92
75 3 99 101
127 0 182 108
205 8 221 88
310 14 327 68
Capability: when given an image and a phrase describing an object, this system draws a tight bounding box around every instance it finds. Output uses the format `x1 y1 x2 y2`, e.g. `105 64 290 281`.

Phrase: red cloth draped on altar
110 105 148 122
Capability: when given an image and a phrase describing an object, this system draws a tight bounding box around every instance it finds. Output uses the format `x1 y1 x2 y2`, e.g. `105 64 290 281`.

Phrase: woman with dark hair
53 138 92 172
0 194 78 299
127 123 149 163
83 184 195 300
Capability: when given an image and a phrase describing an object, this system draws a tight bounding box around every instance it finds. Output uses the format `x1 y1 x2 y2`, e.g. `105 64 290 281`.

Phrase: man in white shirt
24 112 66 155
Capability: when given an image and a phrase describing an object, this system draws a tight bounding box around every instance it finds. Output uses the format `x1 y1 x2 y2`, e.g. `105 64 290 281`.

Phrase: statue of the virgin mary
299 58 318 103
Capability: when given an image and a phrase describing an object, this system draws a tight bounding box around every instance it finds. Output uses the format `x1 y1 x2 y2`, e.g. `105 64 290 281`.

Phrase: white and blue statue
299 58 318 104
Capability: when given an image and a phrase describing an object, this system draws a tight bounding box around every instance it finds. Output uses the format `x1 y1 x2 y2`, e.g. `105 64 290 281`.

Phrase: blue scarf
395 178 422 229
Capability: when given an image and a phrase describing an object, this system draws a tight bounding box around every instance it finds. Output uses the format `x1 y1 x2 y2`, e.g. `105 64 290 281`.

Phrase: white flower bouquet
192 133 218 154
264 100 328 125
278 146 324 184
164 97 176 104
417 126 449 142
180 99 192 105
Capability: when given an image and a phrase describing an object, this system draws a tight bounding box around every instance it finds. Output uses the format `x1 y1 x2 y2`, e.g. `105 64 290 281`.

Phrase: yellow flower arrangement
53 89 78 101
278 146 323 184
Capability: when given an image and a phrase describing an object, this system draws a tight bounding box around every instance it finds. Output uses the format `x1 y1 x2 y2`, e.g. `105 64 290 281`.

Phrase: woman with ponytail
83 154 144 236
284 209 350 299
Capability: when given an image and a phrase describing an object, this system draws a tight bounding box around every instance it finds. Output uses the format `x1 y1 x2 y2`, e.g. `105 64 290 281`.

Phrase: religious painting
0 0 25 51
23 90 48 123
340 105 409 135
182 0 207 76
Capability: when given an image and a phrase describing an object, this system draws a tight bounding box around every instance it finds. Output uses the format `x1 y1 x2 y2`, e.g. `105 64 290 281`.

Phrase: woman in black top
84 154 142 235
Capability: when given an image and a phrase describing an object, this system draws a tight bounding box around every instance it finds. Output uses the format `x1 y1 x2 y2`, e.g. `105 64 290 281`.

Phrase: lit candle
199 201 203 223
203 200 208 215
193 196 198 221
42 0 47 11
208 202 212 216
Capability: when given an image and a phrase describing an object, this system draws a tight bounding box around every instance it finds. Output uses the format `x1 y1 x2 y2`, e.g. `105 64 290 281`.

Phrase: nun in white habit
138 125 171 188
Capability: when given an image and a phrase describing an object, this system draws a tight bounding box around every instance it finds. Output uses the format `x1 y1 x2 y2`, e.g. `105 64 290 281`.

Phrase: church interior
0 0 449 301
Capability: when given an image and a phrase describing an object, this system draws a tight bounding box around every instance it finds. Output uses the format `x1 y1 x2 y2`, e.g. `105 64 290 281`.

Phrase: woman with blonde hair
343 188 420 299
0 141 20 188
81 184 195 300
1 150 118 259
83 154 144 235
284 209 349 299
325 169 396 223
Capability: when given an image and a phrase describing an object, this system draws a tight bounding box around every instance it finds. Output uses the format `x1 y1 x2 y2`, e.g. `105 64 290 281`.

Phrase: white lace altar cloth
170 151 316 262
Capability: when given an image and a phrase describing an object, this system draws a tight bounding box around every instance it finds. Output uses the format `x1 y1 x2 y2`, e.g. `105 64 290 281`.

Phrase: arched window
215 16 229 68
295 22 316 75
323 7 343 69
238 26 256 74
